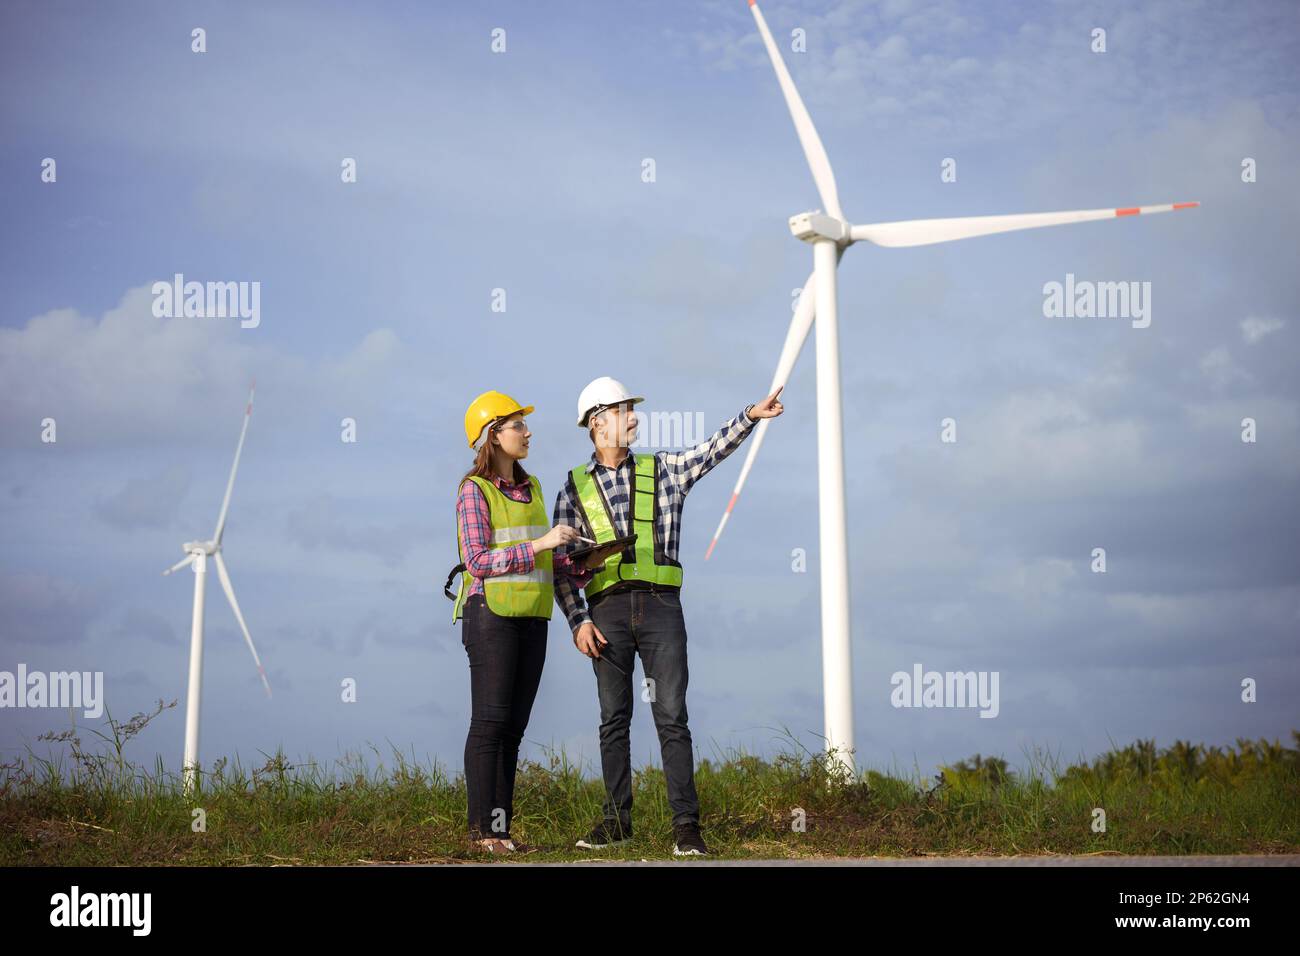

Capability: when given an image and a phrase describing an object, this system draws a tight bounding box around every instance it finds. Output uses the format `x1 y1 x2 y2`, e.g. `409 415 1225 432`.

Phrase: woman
447 390 598 854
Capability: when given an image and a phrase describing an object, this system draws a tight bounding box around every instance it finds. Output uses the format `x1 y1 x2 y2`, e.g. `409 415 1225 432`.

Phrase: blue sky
2 0 1297 785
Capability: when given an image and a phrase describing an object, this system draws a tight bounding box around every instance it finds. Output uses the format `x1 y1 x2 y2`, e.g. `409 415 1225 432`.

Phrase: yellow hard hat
464 390 534 449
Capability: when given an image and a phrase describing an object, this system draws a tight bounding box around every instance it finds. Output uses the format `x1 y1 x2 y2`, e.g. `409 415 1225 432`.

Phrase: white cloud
1198 346 1253 390
665 0 1294 145
0 284 403 449
882 388 1171 502
1241 316 1284 344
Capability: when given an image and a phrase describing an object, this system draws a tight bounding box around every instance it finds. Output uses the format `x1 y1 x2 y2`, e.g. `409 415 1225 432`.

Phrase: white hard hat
577 376 644 427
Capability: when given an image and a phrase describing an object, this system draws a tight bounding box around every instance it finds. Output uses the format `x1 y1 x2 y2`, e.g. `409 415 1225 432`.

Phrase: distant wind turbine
162 382 270 792
706 0 1200 777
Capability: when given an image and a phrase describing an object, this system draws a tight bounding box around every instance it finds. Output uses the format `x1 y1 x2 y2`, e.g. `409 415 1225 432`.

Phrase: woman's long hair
460 421 529 487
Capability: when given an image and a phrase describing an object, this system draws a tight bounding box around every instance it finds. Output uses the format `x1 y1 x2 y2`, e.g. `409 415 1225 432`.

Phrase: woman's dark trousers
461 594 547 838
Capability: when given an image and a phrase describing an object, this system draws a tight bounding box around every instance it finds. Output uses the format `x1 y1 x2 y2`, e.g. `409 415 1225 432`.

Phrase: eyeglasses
494 419 529 434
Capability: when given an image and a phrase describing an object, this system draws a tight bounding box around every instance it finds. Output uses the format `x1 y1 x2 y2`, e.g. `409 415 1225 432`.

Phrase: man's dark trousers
588 584 698 829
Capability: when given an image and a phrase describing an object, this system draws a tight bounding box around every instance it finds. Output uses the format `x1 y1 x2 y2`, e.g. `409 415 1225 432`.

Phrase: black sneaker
575 819 632 849
672 822 708 856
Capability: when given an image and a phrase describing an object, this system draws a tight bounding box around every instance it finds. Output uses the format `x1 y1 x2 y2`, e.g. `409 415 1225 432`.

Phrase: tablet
567 534 637 565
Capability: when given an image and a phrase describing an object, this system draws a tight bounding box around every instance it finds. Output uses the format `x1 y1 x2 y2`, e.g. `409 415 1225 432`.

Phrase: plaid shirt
456 472 593 599
551 404 757 634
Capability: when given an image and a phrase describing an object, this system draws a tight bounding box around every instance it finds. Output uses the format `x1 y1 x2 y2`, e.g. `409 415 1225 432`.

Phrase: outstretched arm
660 387 785 496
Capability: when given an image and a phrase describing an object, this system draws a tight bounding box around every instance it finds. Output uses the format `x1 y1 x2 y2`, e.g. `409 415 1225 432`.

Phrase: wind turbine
705 1 1199 777
162 382 271 792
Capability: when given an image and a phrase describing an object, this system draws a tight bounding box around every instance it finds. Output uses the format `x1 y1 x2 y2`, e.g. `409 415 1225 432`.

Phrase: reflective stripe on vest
570 453 682 598
452 476 554 621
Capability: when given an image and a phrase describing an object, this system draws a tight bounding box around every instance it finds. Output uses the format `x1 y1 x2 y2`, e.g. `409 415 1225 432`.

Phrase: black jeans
460 594 548 838
588 585 698 829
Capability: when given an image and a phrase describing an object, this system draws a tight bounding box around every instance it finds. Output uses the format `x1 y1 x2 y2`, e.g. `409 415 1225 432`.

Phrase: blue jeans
588 585 699 828
460 594 548 838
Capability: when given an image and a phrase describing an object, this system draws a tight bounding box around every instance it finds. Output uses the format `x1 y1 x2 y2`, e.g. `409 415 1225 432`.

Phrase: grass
2 700 1296 864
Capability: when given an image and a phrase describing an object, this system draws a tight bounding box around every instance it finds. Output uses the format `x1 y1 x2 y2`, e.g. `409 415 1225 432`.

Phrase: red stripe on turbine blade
1115 207 1140 216
705 538 718 561
1173 202 1199 209
726 492 739 513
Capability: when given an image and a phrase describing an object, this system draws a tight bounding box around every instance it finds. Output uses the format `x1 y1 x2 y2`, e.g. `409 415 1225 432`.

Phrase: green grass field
3 700 1296 864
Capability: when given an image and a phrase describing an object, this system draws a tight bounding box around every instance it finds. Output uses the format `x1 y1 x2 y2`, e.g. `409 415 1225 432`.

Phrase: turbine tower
706 1 1199 777
162 383 271 793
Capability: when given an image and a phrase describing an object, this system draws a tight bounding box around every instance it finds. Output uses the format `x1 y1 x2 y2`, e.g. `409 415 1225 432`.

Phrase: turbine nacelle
182 540 217 556
789 211 851 246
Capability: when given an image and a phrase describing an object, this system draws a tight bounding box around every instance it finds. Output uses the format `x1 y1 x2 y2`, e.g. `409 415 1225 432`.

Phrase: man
551 376 784 855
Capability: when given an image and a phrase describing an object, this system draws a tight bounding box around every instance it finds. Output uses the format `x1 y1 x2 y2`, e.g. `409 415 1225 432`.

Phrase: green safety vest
451 475 553 622
570 453 683 598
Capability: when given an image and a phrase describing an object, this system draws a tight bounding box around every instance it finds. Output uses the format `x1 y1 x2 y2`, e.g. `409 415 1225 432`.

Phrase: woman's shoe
470 836 513 855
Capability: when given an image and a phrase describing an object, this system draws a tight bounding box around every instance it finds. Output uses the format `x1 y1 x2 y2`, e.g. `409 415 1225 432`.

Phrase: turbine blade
749 1 844 220
162 553 196 576
849 201 1200 248
212 551 272 698
213 382 255 544
707 266 820 560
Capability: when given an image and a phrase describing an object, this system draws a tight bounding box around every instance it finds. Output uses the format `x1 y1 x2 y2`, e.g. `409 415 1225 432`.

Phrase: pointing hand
749 385 785 420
